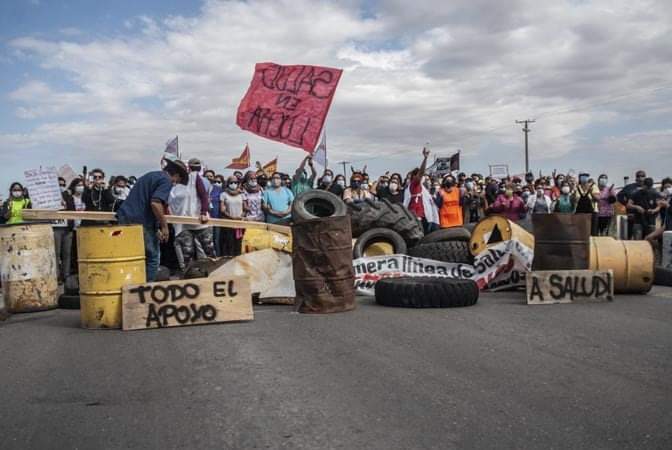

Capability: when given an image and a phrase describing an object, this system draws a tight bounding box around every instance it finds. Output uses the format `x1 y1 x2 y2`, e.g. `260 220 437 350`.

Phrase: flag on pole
260 157 278 177
313 132 327 167
165 136 179 158
449 151 460 171
226 144 251 169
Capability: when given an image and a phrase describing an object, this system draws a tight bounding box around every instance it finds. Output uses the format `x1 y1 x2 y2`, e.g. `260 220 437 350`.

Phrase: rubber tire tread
352 228 407 259
292 190 347 224
654 266 672 287
407 241 473 264
58 294 80 310
420 227 471 244
375 277 478 308
348 198 424 243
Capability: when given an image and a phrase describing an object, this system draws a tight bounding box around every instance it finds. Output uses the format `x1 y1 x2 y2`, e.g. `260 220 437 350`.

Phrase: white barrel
0 223 58 312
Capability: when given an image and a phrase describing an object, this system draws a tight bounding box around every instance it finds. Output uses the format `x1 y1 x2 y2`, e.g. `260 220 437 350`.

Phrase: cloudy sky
1 0 671 188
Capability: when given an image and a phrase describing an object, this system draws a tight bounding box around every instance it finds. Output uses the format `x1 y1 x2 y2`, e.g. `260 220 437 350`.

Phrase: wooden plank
121 276 253 331
22 209 291 234
526 270 614 305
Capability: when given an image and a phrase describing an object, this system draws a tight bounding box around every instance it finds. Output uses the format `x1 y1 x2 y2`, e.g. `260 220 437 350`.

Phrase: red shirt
408 179 425 218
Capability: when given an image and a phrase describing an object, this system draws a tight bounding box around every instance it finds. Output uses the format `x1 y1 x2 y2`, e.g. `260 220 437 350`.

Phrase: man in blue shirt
117 159 188 281
262 172 294 224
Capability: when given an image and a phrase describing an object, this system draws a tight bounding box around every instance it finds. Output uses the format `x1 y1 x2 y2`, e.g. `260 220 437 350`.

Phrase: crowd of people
2 148 671 281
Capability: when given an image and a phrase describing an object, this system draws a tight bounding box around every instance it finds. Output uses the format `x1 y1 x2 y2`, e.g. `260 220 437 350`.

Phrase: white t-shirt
220 191 244 219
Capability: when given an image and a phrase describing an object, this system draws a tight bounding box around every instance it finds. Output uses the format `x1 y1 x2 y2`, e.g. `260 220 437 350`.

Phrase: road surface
1 288 671 449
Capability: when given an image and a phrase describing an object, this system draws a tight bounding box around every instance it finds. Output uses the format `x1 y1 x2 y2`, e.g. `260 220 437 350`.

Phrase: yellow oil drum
0 223 58 312
77 225 146 329
469 215 535 256
589 236 654 294
242 228 292 254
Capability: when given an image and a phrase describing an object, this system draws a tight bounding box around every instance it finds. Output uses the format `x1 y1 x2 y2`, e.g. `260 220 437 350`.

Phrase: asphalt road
1 288 672 450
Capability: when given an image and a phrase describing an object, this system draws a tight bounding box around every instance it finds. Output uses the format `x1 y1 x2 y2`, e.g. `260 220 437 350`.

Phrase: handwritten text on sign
526 270 614 305
236 63 342 152
121 276 253 330
24 166 62 209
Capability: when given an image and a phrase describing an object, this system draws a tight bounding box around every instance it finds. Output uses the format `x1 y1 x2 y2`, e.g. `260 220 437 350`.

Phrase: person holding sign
116 159 189 281
2 182 32 225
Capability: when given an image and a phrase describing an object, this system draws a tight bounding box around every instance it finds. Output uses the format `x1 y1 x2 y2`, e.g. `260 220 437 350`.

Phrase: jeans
53 227 73 281
143 226 161 282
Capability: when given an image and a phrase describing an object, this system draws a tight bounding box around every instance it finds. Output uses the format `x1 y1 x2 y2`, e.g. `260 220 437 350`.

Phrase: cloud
2 0 672 181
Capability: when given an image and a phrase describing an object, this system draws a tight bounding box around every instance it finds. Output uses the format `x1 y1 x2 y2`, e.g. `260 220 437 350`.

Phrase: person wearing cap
116 159 188 281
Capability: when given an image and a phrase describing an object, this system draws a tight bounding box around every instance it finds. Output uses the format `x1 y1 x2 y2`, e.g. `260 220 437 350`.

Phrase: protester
208 174 224 256
618 170 646 238
83 168 115 214
343 172 373 204
463 177 487 223
434 175 463 228
262 172 294 224
243 172 264 222
404 147 439 232
526 183 553 217
220 176 245 256
554 181 576 213
317 169 333 190
489 185 527 221
628 177 661 239
2 182 31 225
291 156 317 197
328 174 346 198
116 159 188 281
110 176 130 212
596 174 617 235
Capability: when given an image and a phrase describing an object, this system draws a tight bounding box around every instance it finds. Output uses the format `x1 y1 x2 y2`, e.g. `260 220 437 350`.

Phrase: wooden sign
526 270 614 305
122 276 253 330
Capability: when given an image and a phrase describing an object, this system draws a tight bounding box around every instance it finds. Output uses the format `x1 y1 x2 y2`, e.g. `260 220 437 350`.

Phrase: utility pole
338 161 350 177
515 119 535 174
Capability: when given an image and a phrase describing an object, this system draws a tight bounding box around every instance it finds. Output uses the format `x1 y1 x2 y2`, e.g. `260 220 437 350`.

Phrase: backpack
575 185 594 214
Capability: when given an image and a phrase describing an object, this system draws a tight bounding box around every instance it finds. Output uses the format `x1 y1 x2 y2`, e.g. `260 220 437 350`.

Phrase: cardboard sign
526 270 614 305
122 276 253 330
24 166 62 209
236 62 342 152
58 164 79 185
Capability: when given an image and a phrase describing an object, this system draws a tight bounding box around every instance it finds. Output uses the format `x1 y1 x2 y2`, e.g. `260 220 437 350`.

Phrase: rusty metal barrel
78 225 146 328
532 213 592 270
589 237 654 294
469 215 535 256
292 215 355 314
0 223 58 312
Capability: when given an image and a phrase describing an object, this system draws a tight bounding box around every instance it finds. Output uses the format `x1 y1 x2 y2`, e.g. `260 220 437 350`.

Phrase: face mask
60 186 66 193
336 179 345 187
11 190 23 198
536 189 544 197
380 182 388 188
361 183 369 190
323 176 332 184
248 180 258 187
665 187 672 195
561 186 570 194
214 181 222 187
272 179 282 187
598 178 607 187
229 182 238 189
505 189 513 198
465 182 474 190
75 185 85 194
389 182 398 192
522 192 530 200
579 176 589 184
351 181 361 189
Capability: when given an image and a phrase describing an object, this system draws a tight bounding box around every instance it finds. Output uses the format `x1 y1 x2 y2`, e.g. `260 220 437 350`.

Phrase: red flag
236 62 342 153
226 144 251 169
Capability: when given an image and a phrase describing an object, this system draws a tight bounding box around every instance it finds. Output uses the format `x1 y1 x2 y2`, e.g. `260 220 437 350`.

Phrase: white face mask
361 183 369 190
248 180 258 187
323 175 332 184
336 179 345 187
75 185 85 194
598 178 608 187
561 186 570 194
11 190 23 198
229 183 238 189
465 182 474 190
389 182 399 192
60 186 66 193
665 186 672 195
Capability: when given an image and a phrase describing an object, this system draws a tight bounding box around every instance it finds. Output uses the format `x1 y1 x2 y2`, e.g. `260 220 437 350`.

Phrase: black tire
419 227 471 244
654 266 672 287
375 277 479 308
348 198 424 244
292 190 347 223
58 294 80 310
64 274 79 295
353 228 407 259
407 241 473 264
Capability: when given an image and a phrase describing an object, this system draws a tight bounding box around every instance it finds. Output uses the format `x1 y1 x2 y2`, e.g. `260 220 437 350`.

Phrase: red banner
236 63 342 153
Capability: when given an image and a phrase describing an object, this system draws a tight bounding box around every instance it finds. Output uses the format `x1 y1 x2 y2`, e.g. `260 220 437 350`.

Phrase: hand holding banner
236 63 342 153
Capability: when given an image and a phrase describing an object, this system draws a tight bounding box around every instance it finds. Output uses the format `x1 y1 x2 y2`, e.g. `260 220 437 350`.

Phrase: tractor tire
420 227 471 244
348 198 423 244
352 228 407 259
292 190 347 224
407 241 473 264
375 277 479 308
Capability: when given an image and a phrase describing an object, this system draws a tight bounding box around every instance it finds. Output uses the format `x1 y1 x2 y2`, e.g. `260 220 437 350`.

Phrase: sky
1 0 671 189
